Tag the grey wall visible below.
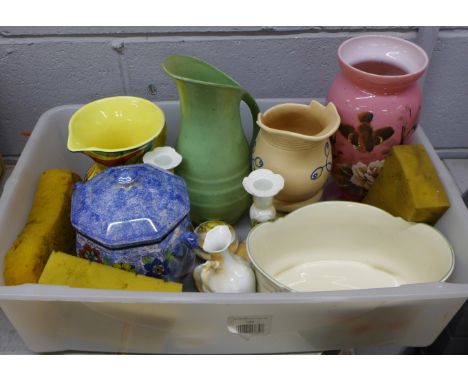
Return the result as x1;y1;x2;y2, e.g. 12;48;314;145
0;26;467;157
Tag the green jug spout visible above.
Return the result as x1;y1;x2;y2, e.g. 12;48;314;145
162;55;259;147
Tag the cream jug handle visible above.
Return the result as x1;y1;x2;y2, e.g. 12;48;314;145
241;91;260;152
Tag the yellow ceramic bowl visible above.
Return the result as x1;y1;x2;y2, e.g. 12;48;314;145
247;201;454;292
68;96;166;170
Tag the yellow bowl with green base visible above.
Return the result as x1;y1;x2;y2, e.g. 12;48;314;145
68;96;166;179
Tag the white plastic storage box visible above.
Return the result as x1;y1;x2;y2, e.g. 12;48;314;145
1;98;468;354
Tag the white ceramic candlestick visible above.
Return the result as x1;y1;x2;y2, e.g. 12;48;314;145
143;146;182;172
242;169;284;226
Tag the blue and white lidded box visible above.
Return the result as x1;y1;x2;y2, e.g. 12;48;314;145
71;164;198;282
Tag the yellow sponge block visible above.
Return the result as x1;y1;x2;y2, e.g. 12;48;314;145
39;251;183;292
3;168;81;285
363;144;450;225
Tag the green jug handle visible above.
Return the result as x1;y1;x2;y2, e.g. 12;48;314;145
241;91;260;152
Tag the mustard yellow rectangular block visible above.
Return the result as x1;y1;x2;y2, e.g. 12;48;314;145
39;251;183;292
3;169;81;285
363;144;450;225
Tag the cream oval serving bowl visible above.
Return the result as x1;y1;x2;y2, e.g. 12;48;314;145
246;201;454;292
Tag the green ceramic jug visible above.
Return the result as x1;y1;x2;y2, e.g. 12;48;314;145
162;55;260;224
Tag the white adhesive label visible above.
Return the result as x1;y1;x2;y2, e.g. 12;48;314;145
227;315;272;339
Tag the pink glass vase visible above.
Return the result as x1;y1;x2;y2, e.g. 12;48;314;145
327;35;429;200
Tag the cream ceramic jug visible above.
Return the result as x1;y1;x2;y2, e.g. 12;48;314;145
253;101;340;212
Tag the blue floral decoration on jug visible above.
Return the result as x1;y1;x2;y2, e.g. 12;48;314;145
310;142;332;181
252;156;264;169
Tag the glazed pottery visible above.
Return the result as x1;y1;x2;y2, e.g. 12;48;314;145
143;146;182;172
193;220;239;261
71;164;198;282
68;96;166;180
193;225;256;293
327;35;429;199
162;55;260;224
242;169;284;226
253;100;340;212
247;201;454;293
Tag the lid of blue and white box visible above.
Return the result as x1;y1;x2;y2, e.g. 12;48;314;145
71;164;190;248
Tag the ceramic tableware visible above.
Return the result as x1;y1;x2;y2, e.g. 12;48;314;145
162;55;260;224
193;225;256;293
243;169;284;226
253;100;340;212
71;164;198;282
327;35;429;199
143;146;182;172
247;201;454;292
193;220;239;261
68;96;166;180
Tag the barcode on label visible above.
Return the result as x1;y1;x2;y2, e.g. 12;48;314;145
236;323;265;334
227;315;272;338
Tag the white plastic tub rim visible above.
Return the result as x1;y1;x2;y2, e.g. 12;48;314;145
1;282;468;304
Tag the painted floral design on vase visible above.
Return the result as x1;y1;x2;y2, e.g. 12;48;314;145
349;160;385;191
327;35;429;200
